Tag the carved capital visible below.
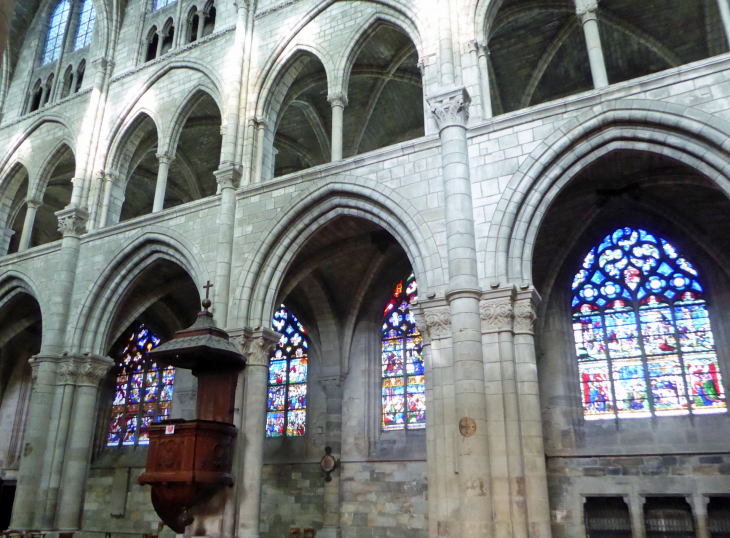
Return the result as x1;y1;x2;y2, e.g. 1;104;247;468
514;300;537;334
575;0;599;19
327;92;348;108
56;206;88;237
466;40;478;54
254;116;267;130
479;298;514;332
156;152;174;165
92;57;113;73
477;41;489;57
214;164;242;189
57;355;114;386
25;198;42;210
242;326;280;367
418;306;452;340
320;376;344;400
427;87;471;131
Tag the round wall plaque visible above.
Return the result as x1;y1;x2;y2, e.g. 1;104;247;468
459;417;476;437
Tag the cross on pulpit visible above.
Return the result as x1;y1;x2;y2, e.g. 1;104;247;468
202;281;213;309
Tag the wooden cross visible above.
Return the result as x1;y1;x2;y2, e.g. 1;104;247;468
203;281;213;299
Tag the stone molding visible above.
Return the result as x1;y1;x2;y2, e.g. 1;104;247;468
414;305;452;341
241;326;280;367
29;354;61;382
327;92;348;108
156;152;174;164
427;86;471;131
320;376;344;400
25;198;43;210
479;297;514;332
56;206;88;237
575;0;599;20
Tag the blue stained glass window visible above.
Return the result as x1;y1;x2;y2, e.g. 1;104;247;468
107;324;174;447
153;0;176;11
73;0;96;50
382;273;425;430
42;0;70;65
267;305;308;437
572;227;726;420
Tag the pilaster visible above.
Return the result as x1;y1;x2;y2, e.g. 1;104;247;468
212;164;241;327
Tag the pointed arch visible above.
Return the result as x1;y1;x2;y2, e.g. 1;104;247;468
166;85;222;157
336;13;422;96
231;175;444;328
486;100;730;286
69;228;211;355
31;140;75;199
108;109;161;177
0;270;47;332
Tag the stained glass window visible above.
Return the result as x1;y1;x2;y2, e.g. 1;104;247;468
107;325;174;447
382;273;425;430
266;305;308;437
152;0;176;11
73;0;96;50
42;0;70;65
572;227;727;420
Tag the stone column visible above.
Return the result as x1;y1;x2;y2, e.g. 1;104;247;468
514;289;551;538
717;0;730;49
252;118;266;183
56;355;114;530
427;87;491;538
479;288;527;538
575;0;608;88
692;494;711;538
36;362;78;528
212;166;240;327
10;356;60;529
476;42;492;119
40;84;49;107
319;376;344;538
328;93;347;162
97;170;116;228
0;226;14;255
628;495;646;538
152;152;173;212
196;11;206;41
220;1;249;167
156;31;164;59
238;327;280;538
18;199;41;252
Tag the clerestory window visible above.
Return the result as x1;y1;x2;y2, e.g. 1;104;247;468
572;227;727;420
381;273;426;430
73;0;96;50
266;305;308;437
106;324;175;447
42;0;70;65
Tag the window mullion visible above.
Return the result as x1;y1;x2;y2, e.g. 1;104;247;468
670;303;693;417
634;301;656;418
598;311;619;421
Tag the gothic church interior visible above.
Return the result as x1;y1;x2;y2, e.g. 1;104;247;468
0;0;730;537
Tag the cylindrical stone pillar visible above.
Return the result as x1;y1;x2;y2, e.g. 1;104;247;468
18;199;41;252
717;0;730;49
692;494;711;538
438;0;455;86
476;43;492;119
628;495;647;538
152;153;173;213
328;93;347;162
212;166;240;327
514;291;551;538
56;356;113;530
238;328;279;538
428;87;491;538
252;119;266;183
10;356;59;529
320;377;344;538
220;2;249;166
156;31;164;59
196;11;206;41
97;172;115;228
576;0;609;88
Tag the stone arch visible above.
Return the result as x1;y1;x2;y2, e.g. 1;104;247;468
0;270;47;332
486;100;730;285
232;175;444;328
107;109;161;178
70;228;211;355
100;61;223;168
335;11;423;95
250;0;428;117
166;85;222;158
0;115;77;176
31;139;75;199
473;0;506;42
258;44;335;120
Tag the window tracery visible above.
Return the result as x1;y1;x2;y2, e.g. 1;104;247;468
266;305;308;437
42;0;70;65
572;227;727;419
382;273;426;430
107;324;175;447
153;0;176;11
73;0;96;50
